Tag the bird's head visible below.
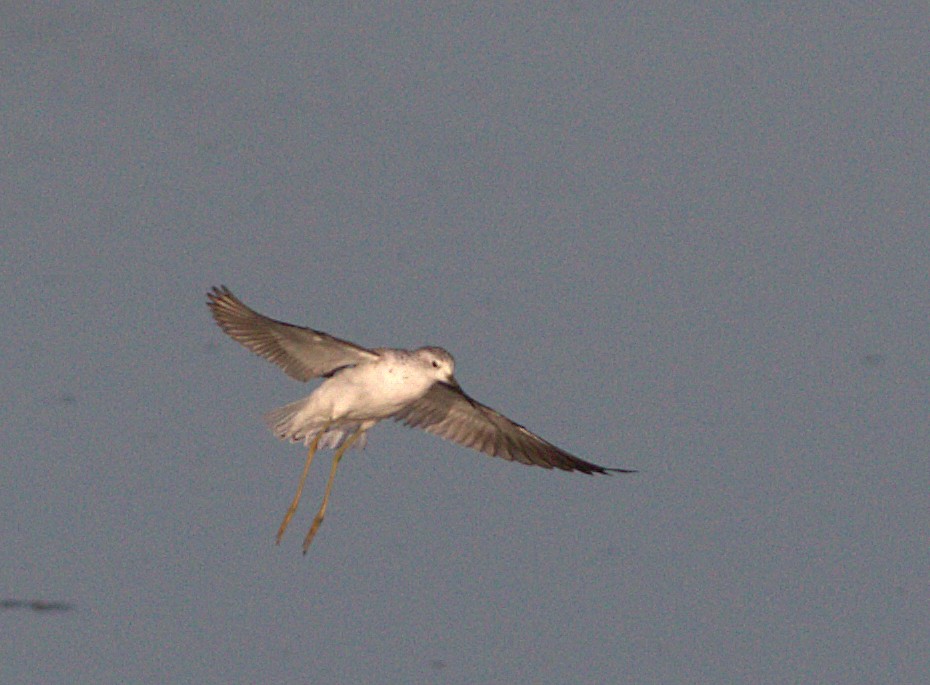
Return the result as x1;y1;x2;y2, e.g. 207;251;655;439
416;346;459;388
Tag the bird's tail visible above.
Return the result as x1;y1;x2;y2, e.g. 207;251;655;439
263;400;367;450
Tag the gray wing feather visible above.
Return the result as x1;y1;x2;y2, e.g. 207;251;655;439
393;383;634;475
207;286;379;381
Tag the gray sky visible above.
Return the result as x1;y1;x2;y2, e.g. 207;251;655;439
3;4;928;684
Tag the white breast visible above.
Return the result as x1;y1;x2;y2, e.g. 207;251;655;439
319;356;436;421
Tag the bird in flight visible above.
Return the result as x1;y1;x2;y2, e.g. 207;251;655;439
207;286;634;553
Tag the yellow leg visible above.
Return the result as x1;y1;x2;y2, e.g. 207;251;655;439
276;423;330;545
302;427;364;554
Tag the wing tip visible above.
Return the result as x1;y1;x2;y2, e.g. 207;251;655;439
207;284;232;300
206;285;239;316
603;467;637;475
571;462;637;475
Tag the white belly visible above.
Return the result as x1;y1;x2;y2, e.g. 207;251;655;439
314;360;435;421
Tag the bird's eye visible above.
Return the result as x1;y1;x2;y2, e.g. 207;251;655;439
432;360;440;368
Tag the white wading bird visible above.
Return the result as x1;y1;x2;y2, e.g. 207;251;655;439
207;286;634;553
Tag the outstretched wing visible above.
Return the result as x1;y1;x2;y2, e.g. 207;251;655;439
392;382;635;475
207;286;380;381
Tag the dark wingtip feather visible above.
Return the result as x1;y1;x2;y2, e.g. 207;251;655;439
207;284;233;302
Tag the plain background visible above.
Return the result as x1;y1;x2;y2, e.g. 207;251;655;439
3;4;928;684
